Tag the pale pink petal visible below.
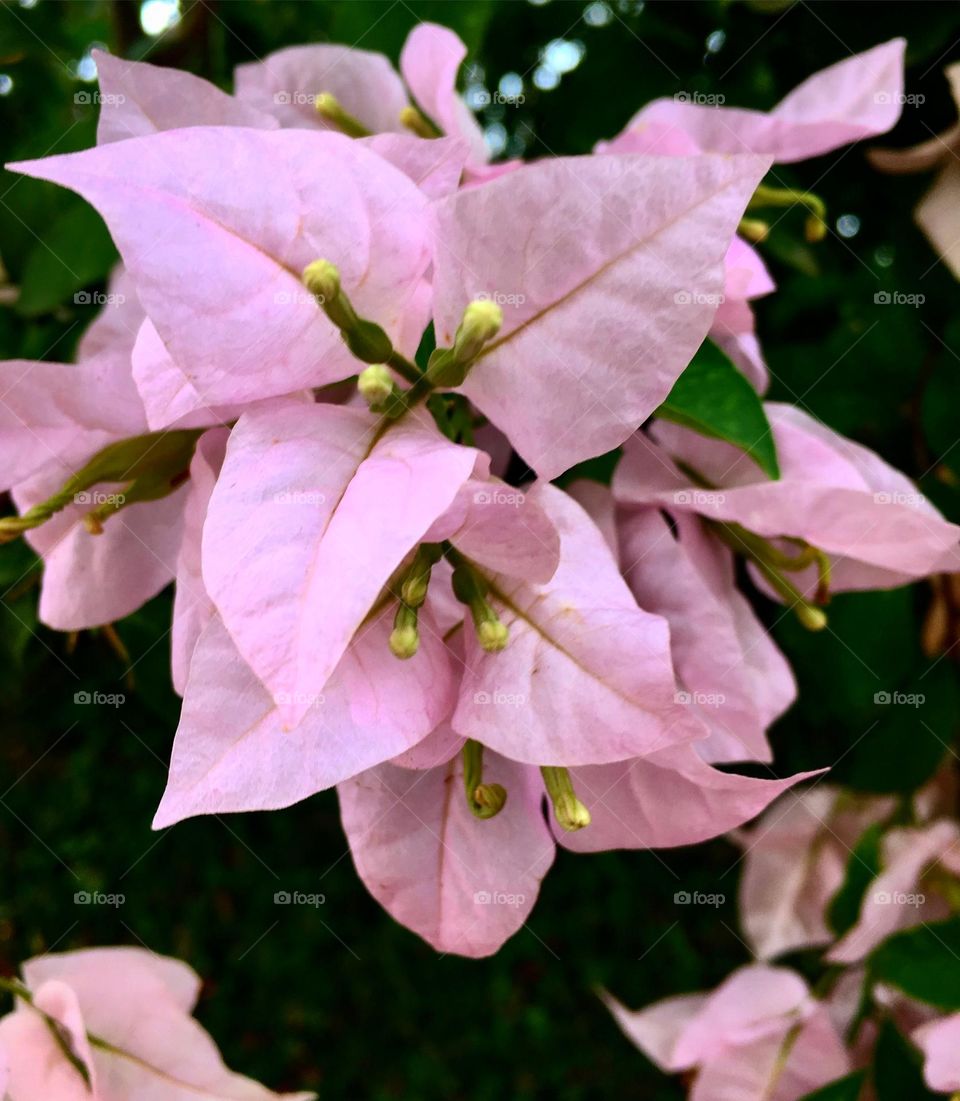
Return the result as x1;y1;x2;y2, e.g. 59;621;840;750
620;39;905;163
0;988;93;1101
23;946;313;1100
453;483;706;766
0;355;144;491
607;964;811;1073
234;43;409;133
619;507;793;763
399;23;488;165
431;152;770;478
563;478;619;557
914;1013;960;1092
154;604;455;827
202;401;476;726
692;1009;850;1101
361;133;469;198
11;128;431;409
338;753;554;957
558;746;823;853
916;160;960;280
93;49;278;144
603;990;709;1072
617;405;960;585
724;237;775;301
425;477;561;583
75;264;146;364
131;319;243;432
390;721;465;770
829;819;960;963
171;427;229;694
737;786;848;960
23;945;200;1013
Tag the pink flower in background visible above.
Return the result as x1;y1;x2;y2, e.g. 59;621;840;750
604;39;905;164
0;947;314;1100
914;1014;960;1093
615;403;960;601
604;964;851;1101
735;785;894;960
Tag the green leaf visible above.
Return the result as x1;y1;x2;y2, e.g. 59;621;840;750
827;822;884;937
873;1018;939;1101
798;1070;866;1101
16;198;117;317
869;917;960;1010
655;339;780;479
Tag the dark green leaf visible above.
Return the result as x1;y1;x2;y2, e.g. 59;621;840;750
873;1018;939;1101
870;918;960;1010
827;822;884;937
16;198;117;317
655;339;780;479
798;1070;866;1101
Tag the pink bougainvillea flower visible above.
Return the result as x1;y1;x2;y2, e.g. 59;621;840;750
605;964;851;1101
0;946;313;1100
338;747;818;957
0;291;194;631
431;151;772;478
92;48;279;143
870;63;960;279
153;601;457;828
570;479;795;764
94;49;469;203
615;403;960;599
10;127;433;414
913;1014;960;1093
153;437;562;826
735;785;894;960
233;22;488;167
449;483;708;765
200;399;481;727
604;39;905;164
829;818;960;964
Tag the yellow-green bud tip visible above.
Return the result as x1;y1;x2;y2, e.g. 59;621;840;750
463;299;503;342
302;259;340;303
389;623;420;659
472;783;508;818
738;217;770;244
357;364;394;407
477;619;509;652
555;794;591;832
796;604;828;632
805;215;827;244
314;93;340;117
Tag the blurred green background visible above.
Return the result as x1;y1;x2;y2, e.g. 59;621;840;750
1;1;960;1097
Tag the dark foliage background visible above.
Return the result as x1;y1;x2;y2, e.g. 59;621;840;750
1;1;959;1097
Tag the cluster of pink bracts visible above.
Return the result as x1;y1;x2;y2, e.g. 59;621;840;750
2;23;960;1096
608;782;960;1098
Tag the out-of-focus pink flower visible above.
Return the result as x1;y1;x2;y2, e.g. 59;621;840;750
0;946;314;1100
